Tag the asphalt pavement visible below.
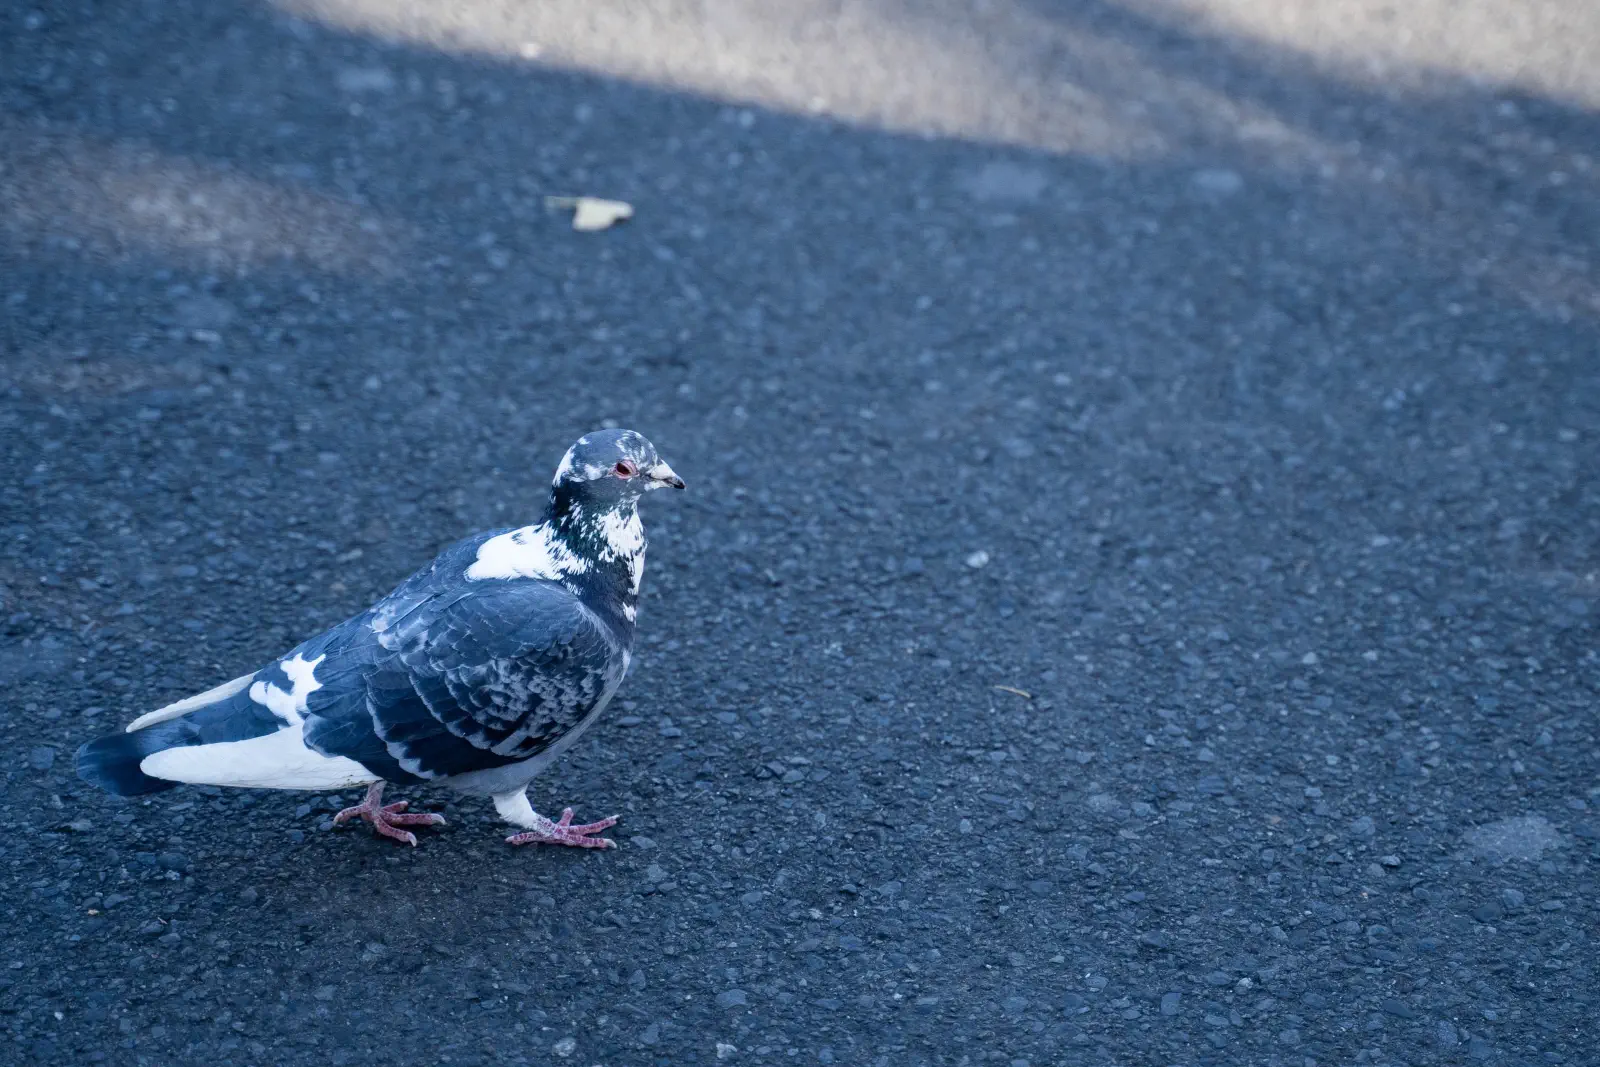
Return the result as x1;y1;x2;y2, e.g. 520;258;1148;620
2;1;1598;1064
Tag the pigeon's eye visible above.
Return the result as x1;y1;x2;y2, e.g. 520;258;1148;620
614;460;638;478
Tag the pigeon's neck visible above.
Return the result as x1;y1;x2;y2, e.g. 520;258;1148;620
547;493;646;623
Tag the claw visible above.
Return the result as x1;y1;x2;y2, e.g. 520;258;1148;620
333;783;446;846
506;806;619;848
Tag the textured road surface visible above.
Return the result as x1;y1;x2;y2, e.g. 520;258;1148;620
3;1;1598;1065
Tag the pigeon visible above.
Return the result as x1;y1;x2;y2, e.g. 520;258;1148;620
76;429;684;848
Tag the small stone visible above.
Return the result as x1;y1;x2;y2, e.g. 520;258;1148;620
173;294;235;331
715;989;748;1008
646;864;667;882
964;550;991;569
1381;998;1415;1019
1160;992;1181;1016
1500;887;1525;909
1002;995;1029;1014
551;1036;577;1057
1437;1021;1459;1047
639;1022;660;1045
962;162;1050;203
1278;1029;1301;1046
337;67;395;93
29;746;57;770
1350;816;1376;837
1191;168;1243;195
1380;854;1401;867
1461;815;1566;863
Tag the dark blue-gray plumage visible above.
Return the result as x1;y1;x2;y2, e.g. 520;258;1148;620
76;429;684;847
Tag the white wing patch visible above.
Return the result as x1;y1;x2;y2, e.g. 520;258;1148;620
467;524;591;581
140;720;377;790
140;652;374;789
248;653;325;726
126;672;256;732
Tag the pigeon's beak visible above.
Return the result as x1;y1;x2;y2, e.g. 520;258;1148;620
647;462;686;490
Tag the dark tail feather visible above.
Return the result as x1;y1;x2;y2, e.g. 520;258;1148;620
76;724;188;796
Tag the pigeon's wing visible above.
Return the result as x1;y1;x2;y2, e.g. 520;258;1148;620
303;580;625;782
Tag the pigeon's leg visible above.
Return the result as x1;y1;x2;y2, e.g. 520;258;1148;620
493;788;617;849
332;782;447;847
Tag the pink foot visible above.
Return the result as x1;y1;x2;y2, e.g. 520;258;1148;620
333;783;446;847
506;806;618;849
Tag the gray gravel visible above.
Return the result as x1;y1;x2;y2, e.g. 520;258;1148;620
3;1;1598;1065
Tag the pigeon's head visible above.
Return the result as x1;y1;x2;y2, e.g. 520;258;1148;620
551;429;684;509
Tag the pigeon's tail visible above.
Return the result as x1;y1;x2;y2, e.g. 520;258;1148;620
76;725;187;796
76;659;383;795
75;671;282;797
